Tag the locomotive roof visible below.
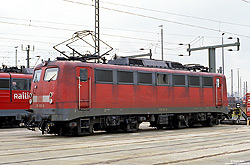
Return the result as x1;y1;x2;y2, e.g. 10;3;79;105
0;66;34;74
0;72;33;78
36;60;225;77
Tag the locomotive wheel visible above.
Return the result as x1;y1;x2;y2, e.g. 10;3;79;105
105;126;119;133
125;123;139;132
188;120;195;128
156;125;164;129
204;117;214;127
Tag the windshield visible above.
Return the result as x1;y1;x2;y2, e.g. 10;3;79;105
33;69;42;83
44;68;59;81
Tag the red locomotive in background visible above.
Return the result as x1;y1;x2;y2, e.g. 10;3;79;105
0;67;33;127
27;57;228;136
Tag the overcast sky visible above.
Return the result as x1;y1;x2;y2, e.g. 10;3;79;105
1;0;250;95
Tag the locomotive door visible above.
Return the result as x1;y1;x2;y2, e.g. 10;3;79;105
76;67;91;109
215;77;223;107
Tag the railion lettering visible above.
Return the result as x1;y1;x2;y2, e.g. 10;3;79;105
13;92;30;100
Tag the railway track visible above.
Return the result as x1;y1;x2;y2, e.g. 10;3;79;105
1;124;250;164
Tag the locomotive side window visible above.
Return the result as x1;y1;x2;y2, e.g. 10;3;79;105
0;79;10;89
33;69;42;82
80;69;88;82
203;77;213;87
216;78;220;87
12;79;28;90
44;68;59;82
157;73;169;85
95;69;113;83
117;71;133;84
173;75;186;86
189;76;200;87
138;72;152;85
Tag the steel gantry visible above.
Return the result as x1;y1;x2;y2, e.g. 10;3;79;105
187;38;240;73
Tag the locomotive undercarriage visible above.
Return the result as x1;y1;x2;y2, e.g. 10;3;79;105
28;112;223;136
0;116;21;128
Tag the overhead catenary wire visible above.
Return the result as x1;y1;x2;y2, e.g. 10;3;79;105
242;0;250;3
164;36;204;51
0;16;219;39
100;1;250;29
0;30;215;52
3;2;249;35
0;20;184;45
0;26;204;57
63;0;250;39
0;16;157;35
0;2;248;45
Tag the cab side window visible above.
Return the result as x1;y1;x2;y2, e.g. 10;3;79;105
12;79;28;90
0;79;10;89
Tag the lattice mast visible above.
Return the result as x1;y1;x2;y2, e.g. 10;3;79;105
94;0;100;62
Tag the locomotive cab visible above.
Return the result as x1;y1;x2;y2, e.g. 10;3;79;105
29;63;64;127
30;67;58;109
30;64;93;110
29;61;93;134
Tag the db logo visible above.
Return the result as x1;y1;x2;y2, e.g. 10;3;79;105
37;96;43;102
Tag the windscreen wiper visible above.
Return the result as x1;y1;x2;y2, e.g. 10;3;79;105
48;74;56;82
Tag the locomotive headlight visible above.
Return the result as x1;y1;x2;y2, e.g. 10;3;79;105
49;99;53;104
49;92;53;97
29;99;33;105
29;93;33;98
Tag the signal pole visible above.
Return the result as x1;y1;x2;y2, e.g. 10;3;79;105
247;81;248;93
237;68;240;98
22;45;34;68
231;69;233;97
222;33;225;74
14;46;18;67
159;25;163;60
94;0;100;61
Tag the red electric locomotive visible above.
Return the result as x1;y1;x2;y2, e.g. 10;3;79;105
0;67;33;127
28;57;228;135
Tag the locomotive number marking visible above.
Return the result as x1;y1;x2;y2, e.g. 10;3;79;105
36;104;45;108
159;108;168;112
33;95;50;103
104;109;111;112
